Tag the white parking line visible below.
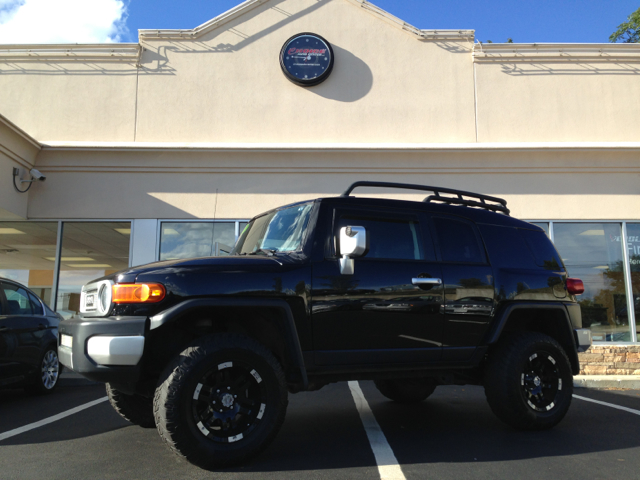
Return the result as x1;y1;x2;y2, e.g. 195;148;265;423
0;396;108;442
348;381;406;480
573;394;640;416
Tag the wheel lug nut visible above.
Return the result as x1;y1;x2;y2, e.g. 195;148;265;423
217;389;220;393
227;387;230;390
234;395;237;398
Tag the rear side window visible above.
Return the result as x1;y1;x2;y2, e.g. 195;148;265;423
2;283;33;315
337;214;425;260
433;217;486;264
478;224;536;268
28;292;44;315
519;228;564;271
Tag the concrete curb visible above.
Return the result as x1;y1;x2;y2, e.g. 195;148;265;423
574;375;640;389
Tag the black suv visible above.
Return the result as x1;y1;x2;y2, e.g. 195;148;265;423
58;182;591;469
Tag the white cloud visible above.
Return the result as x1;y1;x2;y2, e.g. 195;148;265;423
0;0;128;44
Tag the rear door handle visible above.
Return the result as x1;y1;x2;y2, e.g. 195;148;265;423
412;278;442;286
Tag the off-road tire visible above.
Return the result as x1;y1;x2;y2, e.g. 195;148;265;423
154;334;288;469
106;383;155;428
484;332;573;430
374;378;437;403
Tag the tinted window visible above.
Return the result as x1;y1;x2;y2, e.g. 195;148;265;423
28;292;44;315
337;215;425;260
2;284;33;315
479;224;536;268
519;228;564;271
433;218;486;263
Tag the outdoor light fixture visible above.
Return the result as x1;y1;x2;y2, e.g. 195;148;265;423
12;167;46;193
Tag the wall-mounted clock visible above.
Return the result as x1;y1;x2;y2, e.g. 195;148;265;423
280;33;334;87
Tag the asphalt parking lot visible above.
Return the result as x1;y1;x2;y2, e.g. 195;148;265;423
1;373;639;480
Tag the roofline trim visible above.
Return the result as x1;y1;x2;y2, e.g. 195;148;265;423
40;141;640;153
473;42;640;62
0;44;141;61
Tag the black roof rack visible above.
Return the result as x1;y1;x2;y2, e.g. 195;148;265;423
340;181;510;215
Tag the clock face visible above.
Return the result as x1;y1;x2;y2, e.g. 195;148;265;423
279;33;334;87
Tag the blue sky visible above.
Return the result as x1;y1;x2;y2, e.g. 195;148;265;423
124;0;639;44
0;0;638;44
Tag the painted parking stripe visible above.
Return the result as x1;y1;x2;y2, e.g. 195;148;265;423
348;381;406;480
573;394;640;416
0;396;108;442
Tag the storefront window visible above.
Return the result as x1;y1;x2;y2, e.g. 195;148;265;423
554;223;631;342
56;222;131;320
0;222;59;307
624;223;640;341
160;222;236;261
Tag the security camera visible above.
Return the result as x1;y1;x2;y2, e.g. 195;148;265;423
29;168;46;182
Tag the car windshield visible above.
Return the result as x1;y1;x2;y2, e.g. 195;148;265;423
233;203;314;255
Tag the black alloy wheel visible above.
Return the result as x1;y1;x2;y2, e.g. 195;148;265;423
484;332;573;430
521;351;563;412
192;360;268;444
154;334;288;469
25;347;60;395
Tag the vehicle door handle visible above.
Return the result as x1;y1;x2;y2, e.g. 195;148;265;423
0;326;8;332
38;324;46;330
412;278;442;287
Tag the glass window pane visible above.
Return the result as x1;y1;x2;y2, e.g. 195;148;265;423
624;224;640;342
2;284;32;315
57;222;131;320
160;223;213;261
28;291;44;315
0;221;58;307
212;223;236;256
433;218;485;264
336;214;424;260
554;223;630;342
529;222;549;236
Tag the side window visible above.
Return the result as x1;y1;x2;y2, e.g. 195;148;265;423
28;292;44;315
433;217;486;264
336;214;425;261
519;228;564;271
2;284;33;315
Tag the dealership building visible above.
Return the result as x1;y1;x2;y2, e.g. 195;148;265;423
1;0;639;365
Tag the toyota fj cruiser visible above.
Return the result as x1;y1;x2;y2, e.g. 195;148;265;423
58;181;591;469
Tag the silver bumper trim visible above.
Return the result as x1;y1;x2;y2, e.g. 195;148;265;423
87;336;145;366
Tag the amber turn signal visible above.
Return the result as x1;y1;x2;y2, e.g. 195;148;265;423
566;278;584;295
112;283;166;303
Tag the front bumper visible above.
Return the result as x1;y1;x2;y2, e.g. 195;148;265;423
58;316;147;384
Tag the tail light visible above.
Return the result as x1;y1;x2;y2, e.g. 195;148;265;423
566;278;584;295
112;283;166;303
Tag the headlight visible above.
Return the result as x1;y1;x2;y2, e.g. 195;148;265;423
112;283;166;304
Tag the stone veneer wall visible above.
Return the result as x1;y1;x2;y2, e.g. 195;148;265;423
578;346;640;375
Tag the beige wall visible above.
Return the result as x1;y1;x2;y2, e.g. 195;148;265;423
29;146;640;220
475;48;640;142
135;0;476;143
0;61;138;142
0;115;40;219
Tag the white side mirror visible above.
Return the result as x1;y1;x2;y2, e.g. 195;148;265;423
338;226;367;275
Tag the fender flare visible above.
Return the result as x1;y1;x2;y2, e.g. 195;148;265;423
486;302;580;375
149;298;308;389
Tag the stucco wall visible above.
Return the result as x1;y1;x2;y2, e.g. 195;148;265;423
28;146;640;220
0;115;40;219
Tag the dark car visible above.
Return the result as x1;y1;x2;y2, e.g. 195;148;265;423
0;278;62;394
59;181;591;469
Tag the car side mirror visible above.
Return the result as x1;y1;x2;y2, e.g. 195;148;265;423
338;226;367;275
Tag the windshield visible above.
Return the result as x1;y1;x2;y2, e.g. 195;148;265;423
233;203;314;255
